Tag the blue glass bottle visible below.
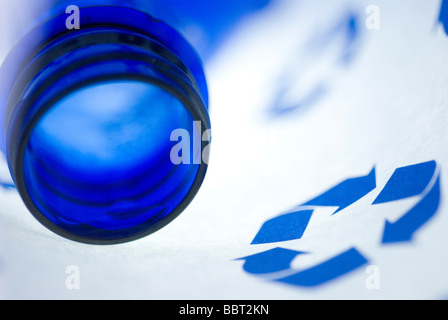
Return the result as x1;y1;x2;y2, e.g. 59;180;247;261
0;1;224;244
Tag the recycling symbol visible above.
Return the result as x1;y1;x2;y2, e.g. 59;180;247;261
237;160;441;287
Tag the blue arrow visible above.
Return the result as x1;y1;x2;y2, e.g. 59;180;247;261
237;247;369;287
0;182;15;190
302;167;376;214
382;174;441;244
251;210;313;245
236;247;304;275
275;247;369;287
373;161;436;204
439;0;448;36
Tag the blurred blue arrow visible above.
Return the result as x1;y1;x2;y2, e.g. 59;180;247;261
382;174;441;244
0;181;15;190
438;0;448;36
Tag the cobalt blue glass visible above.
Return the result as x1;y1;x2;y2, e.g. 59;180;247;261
0;4;211;244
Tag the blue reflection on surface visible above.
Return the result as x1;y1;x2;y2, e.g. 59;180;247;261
140;0;273;59
269;10;363;118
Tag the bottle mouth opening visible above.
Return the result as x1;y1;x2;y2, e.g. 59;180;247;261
2;6;210;244
22;80;202;241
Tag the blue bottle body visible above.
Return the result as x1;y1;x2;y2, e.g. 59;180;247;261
0;1;225;244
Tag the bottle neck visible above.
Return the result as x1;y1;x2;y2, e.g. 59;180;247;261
0;6;210;244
